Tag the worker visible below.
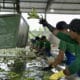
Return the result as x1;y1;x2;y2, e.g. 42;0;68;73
49;19;80;80
41;36;51;57
39;18;76;44
41;21;76;71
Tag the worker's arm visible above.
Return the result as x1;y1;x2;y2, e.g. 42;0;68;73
39;18;59;35
48;40;66;67
51;50;64;67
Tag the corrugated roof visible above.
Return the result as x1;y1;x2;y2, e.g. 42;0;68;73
0;0;80;14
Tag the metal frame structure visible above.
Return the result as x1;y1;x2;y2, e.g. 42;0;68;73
0;0;80;14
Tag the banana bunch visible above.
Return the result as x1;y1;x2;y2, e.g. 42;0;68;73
8;72;20;80
27;8;39;19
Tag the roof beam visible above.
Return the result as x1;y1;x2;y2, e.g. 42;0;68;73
53;2;80;4
3;0;5;8
45;0;53;13
16;0;20;13
21;7;45;9
52;8;80;11
20;1;46;3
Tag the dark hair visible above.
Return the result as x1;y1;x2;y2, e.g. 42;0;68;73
56;21;68;30
35;36;40;40
41;36;46;40
69;19;80;34
31;39;35;43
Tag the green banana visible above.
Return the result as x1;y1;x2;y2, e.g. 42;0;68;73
27;8;39;19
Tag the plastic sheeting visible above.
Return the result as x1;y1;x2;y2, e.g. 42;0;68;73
0;14;29;49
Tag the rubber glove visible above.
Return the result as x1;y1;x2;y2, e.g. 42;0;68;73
39;18;47;26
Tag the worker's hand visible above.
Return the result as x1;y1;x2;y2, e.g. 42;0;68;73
47;58;54;65
49;70;65;80
39;18;47;26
